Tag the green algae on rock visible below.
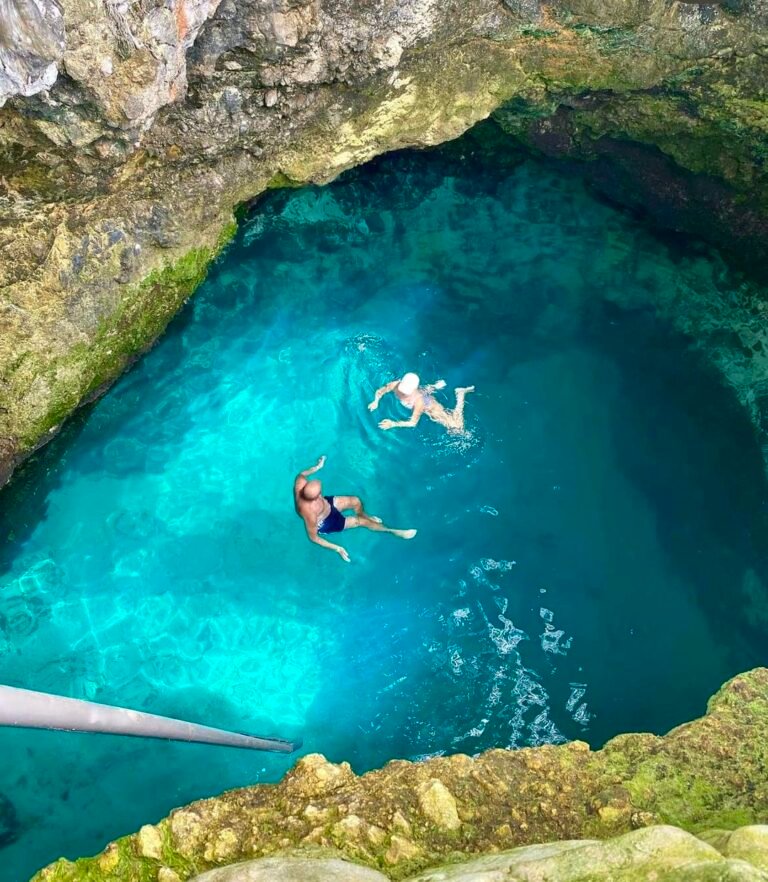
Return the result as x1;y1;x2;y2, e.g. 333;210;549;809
31;669;768;882
0;216;237;486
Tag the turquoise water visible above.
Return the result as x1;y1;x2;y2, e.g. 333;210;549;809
2;139;768;880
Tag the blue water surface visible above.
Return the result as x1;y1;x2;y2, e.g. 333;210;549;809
2;142;768;881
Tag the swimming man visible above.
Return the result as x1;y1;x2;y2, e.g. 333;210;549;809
368;373;475;433
293;455;416;562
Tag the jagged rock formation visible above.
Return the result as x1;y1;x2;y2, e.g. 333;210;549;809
32;669;768;881
1;0;767;485
0;0;64;106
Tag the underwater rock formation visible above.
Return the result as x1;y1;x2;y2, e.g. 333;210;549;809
32;669;768;881
0;792;20;849
1;0;768;484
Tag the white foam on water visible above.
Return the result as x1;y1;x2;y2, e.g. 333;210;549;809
529;709;567;746
481;558;517;572
539;607;573;656
411;749;447;763
566;683;587;713
573;703;592;726
541;626;572;656
449;646;465;675
488;615;528;656
379;675;408;694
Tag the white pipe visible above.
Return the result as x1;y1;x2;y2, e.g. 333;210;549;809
0;685;301;753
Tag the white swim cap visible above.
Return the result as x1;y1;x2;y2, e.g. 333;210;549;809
398;372;420;395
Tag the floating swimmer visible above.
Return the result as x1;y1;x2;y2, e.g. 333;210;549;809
368;373;475;433
293;455;416;563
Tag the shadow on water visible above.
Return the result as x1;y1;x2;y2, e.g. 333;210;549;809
591;300;768;663
0;408;95;579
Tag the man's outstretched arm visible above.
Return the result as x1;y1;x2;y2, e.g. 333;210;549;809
300;455;326;477
304;520;350;562
368;380;399;411
294;455;326;500
379;399;425;430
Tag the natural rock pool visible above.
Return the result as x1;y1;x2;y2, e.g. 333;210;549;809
3;141;768;881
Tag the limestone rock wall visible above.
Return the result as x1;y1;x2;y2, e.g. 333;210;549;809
1;0;767;485
31;669;768;881
0;0;64;107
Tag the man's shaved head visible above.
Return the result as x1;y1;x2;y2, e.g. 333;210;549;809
302;479;322;500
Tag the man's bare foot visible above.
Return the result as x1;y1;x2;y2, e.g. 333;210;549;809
456;385;475;394
395;528;417;539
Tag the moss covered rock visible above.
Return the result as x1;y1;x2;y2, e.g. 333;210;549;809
31;669;768;882
725;827;768;872
185;830;768;881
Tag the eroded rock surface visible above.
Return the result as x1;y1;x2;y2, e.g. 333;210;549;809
32;669;768;881
188;827;768;881
193;856;389;881
1;0;767;485
0;0;64;106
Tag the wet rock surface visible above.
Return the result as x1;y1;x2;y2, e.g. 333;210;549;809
32;669;768;881
1;0;767;484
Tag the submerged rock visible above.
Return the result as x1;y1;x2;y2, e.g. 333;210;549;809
31;669;768;881
0;792;20;849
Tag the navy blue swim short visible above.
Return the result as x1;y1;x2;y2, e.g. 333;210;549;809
318;496;346;534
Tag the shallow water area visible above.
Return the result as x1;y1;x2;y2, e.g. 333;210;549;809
2;142;768;880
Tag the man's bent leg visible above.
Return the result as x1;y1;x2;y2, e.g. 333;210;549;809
334;495;382;522
345;515;416;539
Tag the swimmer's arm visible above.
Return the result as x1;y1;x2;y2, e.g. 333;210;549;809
368;380;398;411
299;455;326;478
305;521;350;562
379;399;425;430
294;456;326;502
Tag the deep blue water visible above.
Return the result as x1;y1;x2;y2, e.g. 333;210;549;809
2;142;768;881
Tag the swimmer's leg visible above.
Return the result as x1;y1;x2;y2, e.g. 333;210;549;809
447;385;475;431
334;494;382;522
345;514;417;540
